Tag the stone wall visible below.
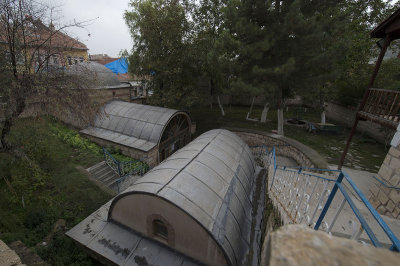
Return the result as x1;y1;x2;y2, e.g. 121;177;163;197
83;134;159;168
0;240;23;266
20;86;132;129
212;95;302;107
262;224;400;266
229;128;328;169
326;102;392;144
369;125;400;220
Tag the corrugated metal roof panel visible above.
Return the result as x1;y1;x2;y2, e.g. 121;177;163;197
66;199;199;265
109;129;258;265
80;100;188;152
71;129;257;265
80;127;157;152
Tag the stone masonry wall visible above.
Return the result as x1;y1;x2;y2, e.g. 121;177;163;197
83;134;159;168
262;224;400;266
230;128;328;169
20;87;132;129
369;130;400;219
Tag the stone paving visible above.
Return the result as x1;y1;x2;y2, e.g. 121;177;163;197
0;240;24;266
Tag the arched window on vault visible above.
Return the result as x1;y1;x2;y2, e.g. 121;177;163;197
147;214;175;247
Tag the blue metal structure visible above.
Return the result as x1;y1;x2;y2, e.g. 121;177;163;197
250;145;400;252
102;148;149;192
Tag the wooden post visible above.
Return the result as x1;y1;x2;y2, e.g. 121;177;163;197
338;35;391;170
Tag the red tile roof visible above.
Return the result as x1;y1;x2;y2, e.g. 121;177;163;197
0;18;88;50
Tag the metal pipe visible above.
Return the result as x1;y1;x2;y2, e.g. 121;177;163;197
328;198;346;233
315;172;344;230
310;181;329;225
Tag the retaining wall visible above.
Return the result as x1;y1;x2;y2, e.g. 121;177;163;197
228;128;328;169
20;86;132;128
369;126;400;220
326;102;392;144
83;134;159;168
262;224;400;266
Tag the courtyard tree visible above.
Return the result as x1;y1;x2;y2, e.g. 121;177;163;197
124;0;203;108
0;0;97;151
193;0;232;116
333;0;400;106
224;0;362;134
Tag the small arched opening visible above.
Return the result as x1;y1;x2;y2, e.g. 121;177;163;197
159;113;191;161
147;214;175;247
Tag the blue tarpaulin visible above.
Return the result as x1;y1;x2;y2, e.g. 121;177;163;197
104;58;128;75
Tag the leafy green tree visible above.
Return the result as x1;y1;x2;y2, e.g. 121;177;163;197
224;0;351;134
0;0;97;151
333;0;400;106
375;57;400;90
125;0;202;108
193;0;231;115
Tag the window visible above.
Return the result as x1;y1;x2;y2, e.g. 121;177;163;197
52;55;58;65
67;56;72;65
79;57;84;63
153;220;168;240
147;214;174;247
74;58;78;64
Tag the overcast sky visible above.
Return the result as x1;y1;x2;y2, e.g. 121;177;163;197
50;0;132;57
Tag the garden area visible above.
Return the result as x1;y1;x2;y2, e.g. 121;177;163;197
0;117;114;265
0;104;390;264
189;104;388;172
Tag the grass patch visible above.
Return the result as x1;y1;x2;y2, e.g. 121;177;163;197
189;105;387;172
0;117;111;265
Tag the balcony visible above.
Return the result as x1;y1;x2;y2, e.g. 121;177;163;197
358;88;400;129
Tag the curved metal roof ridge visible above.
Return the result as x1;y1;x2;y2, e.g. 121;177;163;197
81;100;189;152
108;129;257;265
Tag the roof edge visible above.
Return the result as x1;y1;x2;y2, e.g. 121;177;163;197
107;191;232;265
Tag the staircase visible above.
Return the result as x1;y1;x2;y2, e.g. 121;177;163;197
87;161;120;192
250;145;400;252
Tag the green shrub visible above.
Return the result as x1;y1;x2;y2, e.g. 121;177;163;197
9;159;50;205
49;123;101;155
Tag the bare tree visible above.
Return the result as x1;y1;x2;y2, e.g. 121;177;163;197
0;0;98;151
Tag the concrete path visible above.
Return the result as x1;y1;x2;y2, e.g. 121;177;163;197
329;164;377;198
276;156;298;167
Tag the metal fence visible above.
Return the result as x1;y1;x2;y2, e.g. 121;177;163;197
103;148;149;192
251;145;400;252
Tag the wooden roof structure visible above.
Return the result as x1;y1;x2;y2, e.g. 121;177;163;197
339;8;400;168
371;8;400;39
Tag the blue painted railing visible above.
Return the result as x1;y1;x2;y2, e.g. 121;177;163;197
102;148;149;192
250;145;400;252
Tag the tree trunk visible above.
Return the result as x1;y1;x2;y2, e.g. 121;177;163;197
209;79;213;109
217;95;225;116
261;102;269;123
247;96;255;119
277;108;284;136
1;91;26;151
1;117;13;151
321;110;326;124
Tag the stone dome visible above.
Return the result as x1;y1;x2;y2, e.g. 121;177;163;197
68;61;121;87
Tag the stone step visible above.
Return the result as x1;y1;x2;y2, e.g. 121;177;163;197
90;165;113;177
86;161;106;173
101;171;119;184
106;176;120;188
88;162;117;179
86;161;122;193
97;169;118;182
